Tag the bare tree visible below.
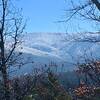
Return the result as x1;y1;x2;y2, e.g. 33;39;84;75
63;0;100;87
65;0;100;22
63;0;100;42
0;0;25;100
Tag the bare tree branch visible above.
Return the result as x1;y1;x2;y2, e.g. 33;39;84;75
91;0;100;11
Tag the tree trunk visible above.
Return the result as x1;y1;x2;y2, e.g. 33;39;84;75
2;66;10;100
0;31;10;100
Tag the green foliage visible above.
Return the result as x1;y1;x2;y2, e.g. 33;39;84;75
55;94;72;100
23;95;33;100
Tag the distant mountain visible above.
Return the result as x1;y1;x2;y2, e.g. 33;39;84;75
23;32;100;61
9;32;100;76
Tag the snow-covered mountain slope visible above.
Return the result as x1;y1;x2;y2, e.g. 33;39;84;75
22;33;71;60
22;32;100;61
9;32;100;76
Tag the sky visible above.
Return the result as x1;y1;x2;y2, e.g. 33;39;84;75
14;0;66;33
14;0;98;33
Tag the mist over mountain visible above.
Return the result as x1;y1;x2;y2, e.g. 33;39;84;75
10;32;100;76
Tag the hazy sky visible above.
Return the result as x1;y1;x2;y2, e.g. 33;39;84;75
14;0;98;33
